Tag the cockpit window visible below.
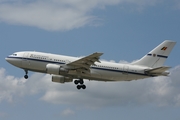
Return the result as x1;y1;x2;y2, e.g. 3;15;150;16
12;54;17;56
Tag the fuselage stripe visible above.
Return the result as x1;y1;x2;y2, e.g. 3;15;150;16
147;54;168;58
157;55;168;58
6;56;154;77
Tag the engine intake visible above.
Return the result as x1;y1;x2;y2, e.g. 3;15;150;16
46;64;68;75
52;75;72;83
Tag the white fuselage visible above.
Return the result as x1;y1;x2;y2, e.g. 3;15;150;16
6;51;153;82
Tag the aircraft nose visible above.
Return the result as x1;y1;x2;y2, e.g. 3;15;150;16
5;57;11;63
5;57;21;67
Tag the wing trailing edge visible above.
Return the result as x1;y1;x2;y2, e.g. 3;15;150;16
66;52;103;73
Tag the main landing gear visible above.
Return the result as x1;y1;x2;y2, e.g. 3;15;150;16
24;70;28;79
74;79;86;90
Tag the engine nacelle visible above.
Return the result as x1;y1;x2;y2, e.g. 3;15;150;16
52;75;72;83
46;64;68;75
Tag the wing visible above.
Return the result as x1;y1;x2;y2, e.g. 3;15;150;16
67;52;103;73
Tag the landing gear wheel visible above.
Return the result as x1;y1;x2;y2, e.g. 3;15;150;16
75;79;86;90
74;80;79;85
24;70;28;79
82;85;86;89
24;75;28;79
77;85;81;90
79;79;84;84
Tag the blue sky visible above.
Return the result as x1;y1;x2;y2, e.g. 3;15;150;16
0;0;180;120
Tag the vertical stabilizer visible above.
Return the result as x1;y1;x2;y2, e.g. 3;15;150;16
132;40;176;68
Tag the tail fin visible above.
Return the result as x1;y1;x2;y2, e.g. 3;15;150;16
132;40;176;68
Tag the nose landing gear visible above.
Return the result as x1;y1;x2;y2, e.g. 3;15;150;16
74;79;86;90
24;70;28;79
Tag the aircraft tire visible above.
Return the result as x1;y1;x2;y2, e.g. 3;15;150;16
82;85;86;89
77;85;81;90
74;80;79;85
24;75;28;79
79;79;84;84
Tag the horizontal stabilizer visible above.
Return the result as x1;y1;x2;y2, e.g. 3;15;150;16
145;66;171;76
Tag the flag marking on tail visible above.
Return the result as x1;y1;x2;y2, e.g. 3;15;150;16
161;47;167;51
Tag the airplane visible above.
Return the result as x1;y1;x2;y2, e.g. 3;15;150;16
5;40;176;90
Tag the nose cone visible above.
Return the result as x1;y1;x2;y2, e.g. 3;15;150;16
5;57;11;63
5;57;21;67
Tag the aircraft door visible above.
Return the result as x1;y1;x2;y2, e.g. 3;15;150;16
22;52;30;68
123;66;129;80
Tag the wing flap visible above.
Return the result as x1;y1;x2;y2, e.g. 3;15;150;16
67;52;103;73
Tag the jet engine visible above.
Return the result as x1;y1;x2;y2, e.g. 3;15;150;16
52;75;72;83
46;64;68;75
